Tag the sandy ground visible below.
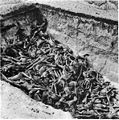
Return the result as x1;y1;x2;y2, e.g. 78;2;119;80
0;81;72;119
25;0;117;21
0;0;117;21
0;0;118;119
0;76;118;119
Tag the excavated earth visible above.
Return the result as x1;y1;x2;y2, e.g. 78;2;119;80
24;0;118;83
0;80;72;119
0;0;118;83
0;0;118;119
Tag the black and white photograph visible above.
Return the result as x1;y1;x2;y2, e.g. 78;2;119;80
0;0;119;119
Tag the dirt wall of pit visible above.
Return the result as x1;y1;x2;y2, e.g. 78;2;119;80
0;1;118;83
38;4;118;83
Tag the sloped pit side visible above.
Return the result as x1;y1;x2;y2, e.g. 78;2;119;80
1;80;72;119
39;4;118;82
1;4;46;43
0;3;72;118
1;3;119;119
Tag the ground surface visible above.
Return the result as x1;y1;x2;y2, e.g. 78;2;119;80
25;0;117;21
0;81;72;119
0;0;118;119
0;0;117;21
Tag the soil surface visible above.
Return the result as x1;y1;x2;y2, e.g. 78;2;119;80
0;0;118;119
25;0;117;21
0;81;72;119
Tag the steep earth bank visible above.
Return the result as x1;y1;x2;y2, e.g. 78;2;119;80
38;4;118;83
1;0;118;83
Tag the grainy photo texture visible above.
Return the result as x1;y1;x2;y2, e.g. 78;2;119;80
0;0;119;119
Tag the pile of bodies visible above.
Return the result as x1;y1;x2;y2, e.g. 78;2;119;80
1;17;119;119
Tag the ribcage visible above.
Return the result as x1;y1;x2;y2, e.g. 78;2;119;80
78;79;91;90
